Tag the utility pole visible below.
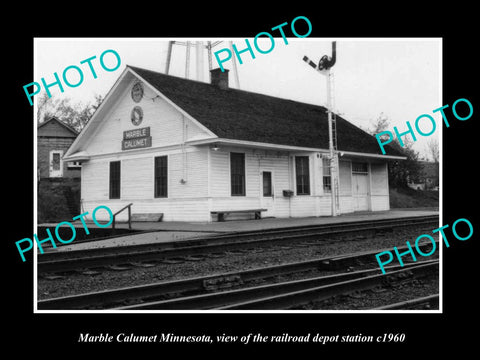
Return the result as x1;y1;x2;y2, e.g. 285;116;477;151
303;42;340;216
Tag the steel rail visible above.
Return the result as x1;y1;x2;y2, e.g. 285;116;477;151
215;261;439;310
40;214;439;249
373;294;439;310
38;242;438;310
115;260;438;310
38;216;439;274
38;215;439;259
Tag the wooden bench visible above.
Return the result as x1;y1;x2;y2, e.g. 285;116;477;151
211;209;267;222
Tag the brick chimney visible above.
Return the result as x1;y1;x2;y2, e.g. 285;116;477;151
210;68;229;90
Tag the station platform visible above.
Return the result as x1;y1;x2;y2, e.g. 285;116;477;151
42;208;439;252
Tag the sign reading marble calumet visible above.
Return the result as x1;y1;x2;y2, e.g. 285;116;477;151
122;126;152;150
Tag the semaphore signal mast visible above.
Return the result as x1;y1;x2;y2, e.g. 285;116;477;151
303;41;340;216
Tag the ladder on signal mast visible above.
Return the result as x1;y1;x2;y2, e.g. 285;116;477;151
328;71;338;151
327;71;340;213
334;177;340;209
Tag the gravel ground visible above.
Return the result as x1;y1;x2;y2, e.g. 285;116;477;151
300;274;439;310
37;225;439;300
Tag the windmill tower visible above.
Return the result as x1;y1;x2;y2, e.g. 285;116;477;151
303;42;340;216
164;40;241;88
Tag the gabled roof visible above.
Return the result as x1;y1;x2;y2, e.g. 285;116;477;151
128;65;402;157
38;117;78;137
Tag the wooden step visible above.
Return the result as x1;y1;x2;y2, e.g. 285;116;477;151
130;213;164;222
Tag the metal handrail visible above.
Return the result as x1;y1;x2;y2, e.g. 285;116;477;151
112;203;133;230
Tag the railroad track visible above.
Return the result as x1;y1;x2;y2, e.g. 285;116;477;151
38;244;438;310
38;215;438;274
214;261;438;311
373;294;439;310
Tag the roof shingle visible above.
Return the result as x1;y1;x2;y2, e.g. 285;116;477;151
129;65;401;156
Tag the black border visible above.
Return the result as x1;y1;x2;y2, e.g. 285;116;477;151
7;6;479;356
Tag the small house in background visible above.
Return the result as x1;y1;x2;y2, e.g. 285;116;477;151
37;117;81;179
37;117;81;222
408;161;439;191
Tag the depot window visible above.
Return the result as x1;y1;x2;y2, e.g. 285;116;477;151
352;162;368;174
231;152;246;196
322;158;331;192
154;156;168;198
295;156;310;195
109;161;121;199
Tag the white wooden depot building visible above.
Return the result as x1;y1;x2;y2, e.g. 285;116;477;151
63;66;405;222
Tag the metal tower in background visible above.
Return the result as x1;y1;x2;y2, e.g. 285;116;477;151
303;42;340;216
165;41;241;88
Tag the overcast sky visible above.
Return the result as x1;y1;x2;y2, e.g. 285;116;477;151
34;37;441;158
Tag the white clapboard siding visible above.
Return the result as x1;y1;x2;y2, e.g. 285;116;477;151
339;160;352;196
85;78;210;156
370;162;389;195
370;195;389;211
210;148;264;217
82;198;211;222
156;198;210;222
209;148;293;218
122;157;153;200
81;160;110;201
339;195;354;214
169;149;208;198
316;196;333;216
81;147;211;220
210;147;263;199
370;162;389;211
245;152;260;197
256;153;291;191
210;150;230;198
289;196;317;217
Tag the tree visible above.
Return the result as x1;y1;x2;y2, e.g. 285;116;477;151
370;112;390;136
386;138;422;188
37;93;104;132
369;114;422;188
426;138;439;163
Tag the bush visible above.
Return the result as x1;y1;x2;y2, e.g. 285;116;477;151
38;190;71;223
37;179;80;223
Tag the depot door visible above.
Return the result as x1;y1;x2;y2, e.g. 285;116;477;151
260;170;275;217
352;174;369;211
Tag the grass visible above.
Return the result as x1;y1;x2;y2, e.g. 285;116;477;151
389;186;439;209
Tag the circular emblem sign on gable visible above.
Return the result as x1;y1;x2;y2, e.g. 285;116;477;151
131;106;143;126
131;82;144;103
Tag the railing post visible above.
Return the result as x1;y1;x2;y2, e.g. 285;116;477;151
111;203;133;234
128;205;132;230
